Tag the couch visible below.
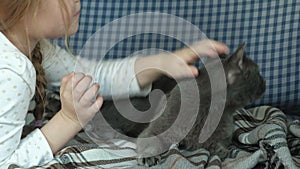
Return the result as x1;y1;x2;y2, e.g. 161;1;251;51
54;0;299;116
47;1;299;168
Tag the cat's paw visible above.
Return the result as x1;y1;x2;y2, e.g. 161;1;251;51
212;143;230;160
137;155;162;167
136;136;165;166
136;139;162;159
217;149;229;160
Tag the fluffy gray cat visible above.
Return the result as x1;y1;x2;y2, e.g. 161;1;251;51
100;43;266;166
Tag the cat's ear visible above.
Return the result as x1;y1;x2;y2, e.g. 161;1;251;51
229;42;246;69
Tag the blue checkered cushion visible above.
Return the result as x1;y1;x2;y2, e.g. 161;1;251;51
53;0;300;114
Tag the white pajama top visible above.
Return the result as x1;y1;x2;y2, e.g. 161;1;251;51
0;32;150;168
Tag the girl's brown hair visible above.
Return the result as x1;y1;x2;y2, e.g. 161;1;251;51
0;0;70;129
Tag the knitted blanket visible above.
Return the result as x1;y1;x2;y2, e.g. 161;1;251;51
10;106;300;169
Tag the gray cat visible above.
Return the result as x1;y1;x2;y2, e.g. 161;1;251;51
100;43;266;166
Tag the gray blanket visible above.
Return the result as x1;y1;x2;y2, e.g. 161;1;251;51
10;106;300;169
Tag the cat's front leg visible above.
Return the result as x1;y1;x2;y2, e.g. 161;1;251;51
210;142;230;160
137;154;162;167
136;130;166;166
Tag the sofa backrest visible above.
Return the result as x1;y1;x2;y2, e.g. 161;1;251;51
53;0;300;114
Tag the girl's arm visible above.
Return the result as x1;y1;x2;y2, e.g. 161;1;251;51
41;39;228;98
40;40;151;99
0;61;53;167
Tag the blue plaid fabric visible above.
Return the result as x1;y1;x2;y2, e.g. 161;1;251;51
52;0;300;114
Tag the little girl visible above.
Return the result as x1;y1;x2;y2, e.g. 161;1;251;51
0;0;228;168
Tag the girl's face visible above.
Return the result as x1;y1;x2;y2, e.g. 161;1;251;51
26;0;81;40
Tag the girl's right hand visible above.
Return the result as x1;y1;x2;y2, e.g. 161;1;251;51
59;72;103;127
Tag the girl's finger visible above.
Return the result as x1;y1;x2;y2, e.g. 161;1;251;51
209;40;229;54
80;83;100;106
189;40;229;59
189;66;199;77
88;94;103;114
71;73;85;88
60;72;74;92
73;75;93;100
173;47;198;63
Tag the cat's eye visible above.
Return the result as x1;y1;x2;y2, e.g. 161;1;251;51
219;54;227;59
244;71;250;79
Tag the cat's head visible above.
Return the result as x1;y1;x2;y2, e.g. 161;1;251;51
221;43;266;107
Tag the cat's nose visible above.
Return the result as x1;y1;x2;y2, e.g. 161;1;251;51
257;78;266;96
